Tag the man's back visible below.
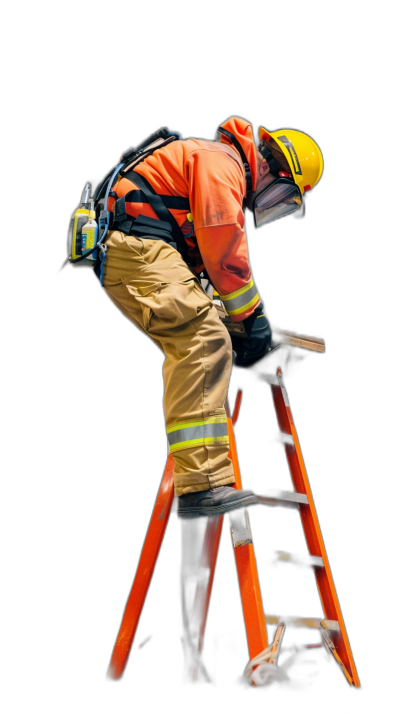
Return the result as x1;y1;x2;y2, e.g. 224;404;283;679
108;117;258;305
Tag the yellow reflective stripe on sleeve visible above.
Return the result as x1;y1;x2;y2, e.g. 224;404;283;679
219;278;259;316
226;293;260;316
220;278;255;302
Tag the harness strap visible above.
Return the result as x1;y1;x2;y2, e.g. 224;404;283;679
112;196;133;234
129;215;177;242
123;189;190;211
123;170;189;260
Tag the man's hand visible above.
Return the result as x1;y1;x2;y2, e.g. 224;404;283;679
231;304;272;367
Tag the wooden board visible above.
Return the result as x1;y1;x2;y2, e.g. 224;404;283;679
214;302;325;353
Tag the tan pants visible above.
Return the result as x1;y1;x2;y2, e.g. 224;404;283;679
102;231;235;496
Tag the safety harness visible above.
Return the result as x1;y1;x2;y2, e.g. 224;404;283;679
75;126;253;283
110;170;190;260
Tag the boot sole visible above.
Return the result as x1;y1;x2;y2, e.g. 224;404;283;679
178;494;259;519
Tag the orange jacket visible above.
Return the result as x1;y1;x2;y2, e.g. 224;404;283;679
108;117;260;321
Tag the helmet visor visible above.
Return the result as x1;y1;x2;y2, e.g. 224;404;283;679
254;179;302;227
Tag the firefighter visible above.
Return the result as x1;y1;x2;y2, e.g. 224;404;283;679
101;117;323;518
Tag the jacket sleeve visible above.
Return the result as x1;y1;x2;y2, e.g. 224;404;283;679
186;148;260;322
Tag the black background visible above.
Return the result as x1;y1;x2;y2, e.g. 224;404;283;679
32;58;373;704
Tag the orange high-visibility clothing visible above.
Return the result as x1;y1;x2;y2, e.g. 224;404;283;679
108;117;260;322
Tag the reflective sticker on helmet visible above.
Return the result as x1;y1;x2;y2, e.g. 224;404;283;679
277;135;302;176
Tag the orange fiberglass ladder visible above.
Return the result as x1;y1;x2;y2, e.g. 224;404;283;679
107;366;359;687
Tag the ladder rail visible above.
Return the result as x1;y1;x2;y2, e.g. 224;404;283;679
185;390;242;658
188;391;268;665
191;514;224;655
270;368;360;687
108;454;175;679
227;406;269;662
106;372;358;689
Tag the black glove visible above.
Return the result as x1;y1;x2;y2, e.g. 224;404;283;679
231;304;272;367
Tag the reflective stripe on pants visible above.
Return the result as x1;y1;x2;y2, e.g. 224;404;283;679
167;416;229;453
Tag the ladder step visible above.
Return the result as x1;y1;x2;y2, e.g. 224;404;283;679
181;630;200;639
180;565;211;582
257;490;309;508
274;550;324;568
265;614;340;631
274;431;294;444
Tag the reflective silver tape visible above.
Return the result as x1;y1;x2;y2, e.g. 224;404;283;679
277;135;302;176
167;421;228;448
220;280;259;315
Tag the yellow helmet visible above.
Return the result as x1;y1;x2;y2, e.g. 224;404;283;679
258;127;323;195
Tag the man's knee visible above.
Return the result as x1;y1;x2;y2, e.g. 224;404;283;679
201;311;232;375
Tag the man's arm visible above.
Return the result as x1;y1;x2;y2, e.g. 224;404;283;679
186;147;260;321
186;147;271;363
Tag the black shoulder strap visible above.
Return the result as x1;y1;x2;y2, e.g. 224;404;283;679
217;126;253;194
125;170;189;260
124;189;190;211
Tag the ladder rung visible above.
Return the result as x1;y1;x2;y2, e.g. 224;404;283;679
257;490;309;508
275;551;324;568
265;614;340;631
274;431;294;444
181;630;200;639
181;565;211;580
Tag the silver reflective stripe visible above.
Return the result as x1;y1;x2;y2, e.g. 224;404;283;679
168;421;228;448
277;135;302;176
167;418;230;454
220;279;259;316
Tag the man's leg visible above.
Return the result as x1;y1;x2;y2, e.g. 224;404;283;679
102;231;258;514
158;294;235;496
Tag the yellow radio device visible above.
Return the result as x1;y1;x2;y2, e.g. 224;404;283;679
68;183;98;265
67;127;182;284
